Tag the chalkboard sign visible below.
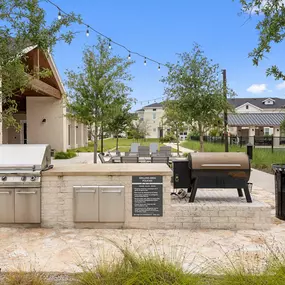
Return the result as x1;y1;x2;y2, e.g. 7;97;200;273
132;176;163;217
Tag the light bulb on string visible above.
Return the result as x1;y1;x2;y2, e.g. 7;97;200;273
58;10;62;20
128;53;131;60
158;64;161;71
109;39;112;49
144;57;147;66
86;26;90;37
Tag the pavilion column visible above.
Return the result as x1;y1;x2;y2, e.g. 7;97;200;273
248;126;255;145
273;127;280;147
83;125;88;146
70;120;77;149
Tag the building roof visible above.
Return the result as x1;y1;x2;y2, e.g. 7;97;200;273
228;97;285;109
228;113;285;127
144;102;163;108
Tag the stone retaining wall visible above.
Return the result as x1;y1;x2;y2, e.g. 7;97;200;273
41;174;271;230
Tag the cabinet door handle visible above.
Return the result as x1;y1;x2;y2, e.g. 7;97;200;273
102;190;122;193
0;192;10;194
75;190;96;193
16;192;37;194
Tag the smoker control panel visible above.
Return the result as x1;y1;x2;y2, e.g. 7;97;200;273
1;176;7;181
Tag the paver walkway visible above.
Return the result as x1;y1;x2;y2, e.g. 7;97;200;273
0;183;283;274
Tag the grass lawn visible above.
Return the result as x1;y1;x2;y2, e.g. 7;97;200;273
181;140;285;173
73;138;177;153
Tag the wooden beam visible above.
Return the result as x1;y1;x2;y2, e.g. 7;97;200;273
33;49;40;79
27;75;61;99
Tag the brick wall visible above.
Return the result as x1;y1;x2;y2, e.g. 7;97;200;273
41;175;271;230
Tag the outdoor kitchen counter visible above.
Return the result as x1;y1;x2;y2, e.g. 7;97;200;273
42;163;172;176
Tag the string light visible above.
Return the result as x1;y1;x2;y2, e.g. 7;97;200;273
45;0;166;70
158;65;161;71
128;53;131;60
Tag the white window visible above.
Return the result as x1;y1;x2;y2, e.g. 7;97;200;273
264;128;270;136
153;113;156;120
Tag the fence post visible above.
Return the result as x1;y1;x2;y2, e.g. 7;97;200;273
272;135;274;153
240;136;242;148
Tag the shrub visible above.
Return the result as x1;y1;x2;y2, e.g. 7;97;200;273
160;133;176;143
72;243;200;285
0;271;52;285
54;150;77;159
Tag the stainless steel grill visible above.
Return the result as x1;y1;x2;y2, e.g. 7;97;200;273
0;144;52;224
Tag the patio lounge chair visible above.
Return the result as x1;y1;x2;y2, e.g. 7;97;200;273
125;152;139;157
150;143;159;154
138;146;150;157
98;153;113;163
130;143;140;153
159;146;172;157
151;156;170;165
120;156;139;163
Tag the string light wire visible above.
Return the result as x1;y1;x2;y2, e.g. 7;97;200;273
45;0;166;69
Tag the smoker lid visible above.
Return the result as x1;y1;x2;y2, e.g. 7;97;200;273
0;144;51;172
189;152;250;170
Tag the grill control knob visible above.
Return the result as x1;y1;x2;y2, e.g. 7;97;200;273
21;176;26;181
1;176;7;181
30;176;36;181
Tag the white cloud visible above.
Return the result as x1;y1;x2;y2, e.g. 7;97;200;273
276;82;285;90
246;84;268;94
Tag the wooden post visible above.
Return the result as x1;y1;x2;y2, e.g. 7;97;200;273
222;69;229;152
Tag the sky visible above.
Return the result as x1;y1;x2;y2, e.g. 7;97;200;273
41;0;285;111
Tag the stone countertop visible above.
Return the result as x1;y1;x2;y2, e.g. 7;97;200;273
42;163;173;176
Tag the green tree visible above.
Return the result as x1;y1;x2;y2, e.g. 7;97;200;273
0;0;78;130
238;0;285;80
65;37;133;163
107;103;135;151
162;100;185;156
129;120;149;141
161;44;232;152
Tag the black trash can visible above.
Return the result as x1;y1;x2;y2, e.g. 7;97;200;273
272;164;285;220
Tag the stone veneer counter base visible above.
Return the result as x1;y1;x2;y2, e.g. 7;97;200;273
40;164;271;230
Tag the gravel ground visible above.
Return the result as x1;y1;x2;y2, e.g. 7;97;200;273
0;272;74;284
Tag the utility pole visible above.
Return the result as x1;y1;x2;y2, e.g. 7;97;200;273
222;69;229;152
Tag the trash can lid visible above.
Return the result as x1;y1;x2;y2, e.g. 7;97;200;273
272;164;285;173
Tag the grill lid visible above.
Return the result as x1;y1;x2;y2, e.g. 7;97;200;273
188;152;250;170
0;144;51;172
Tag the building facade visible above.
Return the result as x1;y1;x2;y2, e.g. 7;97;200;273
136;97;285;142
0;45;88;152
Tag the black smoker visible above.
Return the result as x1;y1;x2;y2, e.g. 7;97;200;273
173;152;252;203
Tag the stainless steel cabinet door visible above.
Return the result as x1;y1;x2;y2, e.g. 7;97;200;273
15;188;40;223
74;186;99;222
0;188;14;223
99;186;125;222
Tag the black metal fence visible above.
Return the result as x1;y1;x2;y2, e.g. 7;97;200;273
189;136;285;148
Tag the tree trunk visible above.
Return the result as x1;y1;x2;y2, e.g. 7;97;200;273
116;134;119;151
100;124;104;154
198;124;204;152
93;124;98;163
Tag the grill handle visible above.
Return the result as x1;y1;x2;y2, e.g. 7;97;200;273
0;164;37;171
0;191;10;194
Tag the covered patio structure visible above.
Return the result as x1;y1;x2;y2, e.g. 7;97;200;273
0;46;88;152
228;113;285;147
